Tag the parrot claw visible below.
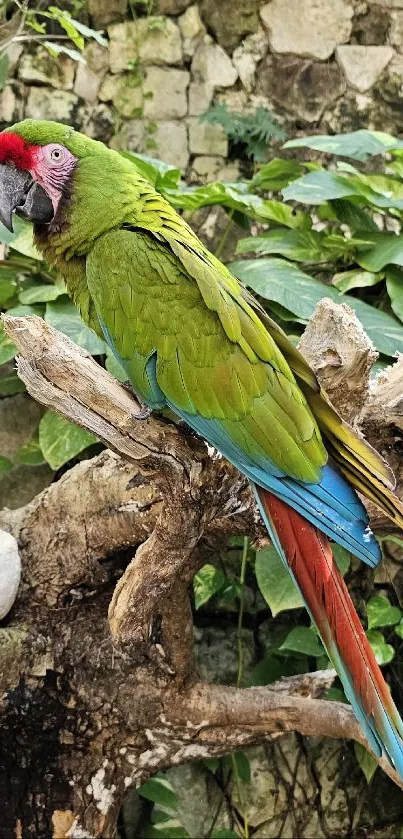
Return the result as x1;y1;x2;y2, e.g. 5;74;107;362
134;405;152;421
122;381;152;420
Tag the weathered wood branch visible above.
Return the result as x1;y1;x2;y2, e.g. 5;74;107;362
2;301;403;838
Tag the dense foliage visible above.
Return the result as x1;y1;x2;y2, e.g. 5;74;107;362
3;128;403;833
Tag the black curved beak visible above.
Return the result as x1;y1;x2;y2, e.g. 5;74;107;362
0;164;54;232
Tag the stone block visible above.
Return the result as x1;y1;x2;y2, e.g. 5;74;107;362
188;117;228;155
99;74;143;117
0;86;19;124
258;55;346;123
190;156;240;184
369;0;403;7
88;0;127;28
191;36;238;88
352;6;390;45
199;0;260;50
190;155;226;181
25;88;78;122
232;28;268;93
336;45;394;91
76;103;115;142
188;81;214;115
74;64;101;103
152;121;189;169
110;120;145;153
18;48;75;90
154;0;192;12
390;12;403;49
178;5;206;58
143;67;189;119
260;0;353;60
108;18;182;74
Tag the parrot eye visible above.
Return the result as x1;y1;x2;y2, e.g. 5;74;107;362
45;144;67;166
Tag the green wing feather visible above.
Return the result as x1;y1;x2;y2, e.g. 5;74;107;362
86;227;326;483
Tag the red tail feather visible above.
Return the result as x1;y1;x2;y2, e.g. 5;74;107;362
258;488;395;722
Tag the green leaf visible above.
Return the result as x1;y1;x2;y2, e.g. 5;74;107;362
0;53;9;92
193;564;226;609
212;832;239;839
386;266;403;323
229;257;403;357
121;151;181;189
232;751;251;784
237;229;352;263
0;277;16;306
357;233;403;273
0;373;25;395
332;544;351;576
282;170;355;204
250;158;305;192
255;546;303;616
43;41;85;63
10;228;43;261
14;437;45;466
6;303;45;318
250;656;285;686
19;282;65;304
394;618;403;640
332;269;381;294
0;455;13;475
0;322;16;365
105;348;127;382
354;742;378;784
45;298;106;354
284;130;403;161
47;7;85;49
366;594;402;630
39;411;97;470
165;181;309;229
138;776;178;812
279;626;324;658
331;199;379;233
366;630;395;665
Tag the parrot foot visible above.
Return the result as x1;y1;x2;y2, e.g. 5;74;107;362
134;405;152;421
122;381;152;420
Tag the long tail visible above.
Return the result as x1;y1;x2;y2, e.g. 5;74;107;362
254;483;403;778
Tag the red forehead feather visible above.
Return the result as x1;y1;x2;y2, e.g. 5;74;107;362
0;133;37;169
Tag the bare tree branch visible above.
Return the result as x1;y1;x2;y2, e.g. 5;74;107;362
2;302;403;837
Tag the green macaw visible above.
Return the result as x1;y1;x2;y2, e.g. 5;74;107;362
1;119;403;778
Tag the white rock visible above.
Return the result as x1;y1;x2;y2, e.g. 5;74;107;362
0;531;21;620
191;36;238;88
188;117;228;156
390;11;403;49
74;64;101;103
191;155;226;180
4;43;23;74
108;18;182;74
178;5;206;58
0;86;18;123
25;88;78;122
370;0;403;6
18;47;75;90
143;67;189;119
188;81;214;115
336;45;394;91
152;121;189;170
232;28;268;92
260;0;353;61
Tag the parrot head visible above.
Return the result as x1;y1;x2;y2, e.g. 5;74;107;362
0;119;110;232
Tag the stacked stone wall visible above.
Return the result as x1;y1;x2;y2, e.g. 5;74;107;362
2;0;403;178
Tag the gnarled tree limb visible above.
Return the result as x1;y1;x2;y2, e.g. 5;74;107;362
1;301;403;838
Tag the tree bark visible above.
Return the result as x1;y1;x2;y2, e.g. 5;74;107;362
1;299;403;838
